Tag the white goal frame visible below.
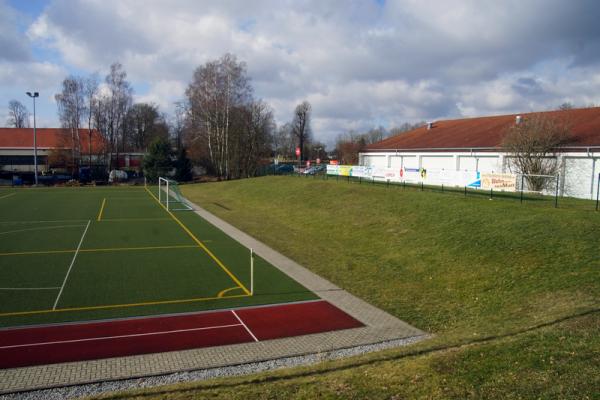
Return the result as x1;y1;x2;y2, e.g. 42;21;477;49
158;177;193;211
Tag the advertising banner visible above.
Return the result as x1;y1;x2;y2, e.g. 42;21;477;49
326;165;339;175
481;173;516;191
326;164;494;189
338;165;352;176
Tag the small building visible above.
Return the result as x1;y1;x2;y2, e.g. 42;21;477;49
359;107;600;199
0;128;144;175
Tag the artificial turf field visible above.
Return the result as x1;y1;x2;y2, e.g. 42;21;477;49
0;185;317;329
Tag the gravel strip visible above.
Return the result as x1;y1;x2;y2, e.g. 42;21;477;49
1;334;429;400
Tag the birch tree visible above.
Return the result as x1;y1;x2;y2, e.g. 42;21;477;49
104;63;133;169
83;74;99;169
55;76;86;174
186;54;252;179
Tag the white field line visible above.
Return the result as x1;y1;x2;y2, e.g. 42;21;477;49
52;220;91;310
0;193;16;200
0;220;89;225
0;225;86;236
0;323;244;349
0;287;60;290
231;310;259;342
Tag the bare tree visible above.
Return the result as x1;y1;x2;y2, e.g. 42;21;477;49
389;121;426;136
558;102;574;110
186;54;252;179
55;76;86;174
273;122;295;160
83;74;99;169
291;101;312;162
502;114;572;191
335;130;365;165
6;100;29;128
237;99;275;177
104;62;133;169
171;101;187;151
124;103;167;152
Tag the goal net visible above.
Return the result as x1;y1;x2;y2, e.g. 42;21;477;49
158;177;193;211
516;173;559;196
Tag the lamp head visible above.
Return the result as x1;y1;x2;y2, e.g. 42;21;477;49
26;92;39;98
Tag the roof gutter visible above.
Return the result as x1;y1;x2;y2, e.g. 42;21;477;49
364;145;600;153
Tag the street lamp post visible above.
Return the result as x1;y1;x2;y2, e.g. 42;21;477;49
26;91;39;185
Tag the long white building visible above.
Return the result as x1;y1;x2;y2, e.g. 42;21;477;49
359;107;600;199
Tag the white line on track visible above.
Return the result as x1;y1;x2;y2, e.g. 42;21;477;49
53;220;91;310
0;323;244;349
0;287;60;290
231;310;259;342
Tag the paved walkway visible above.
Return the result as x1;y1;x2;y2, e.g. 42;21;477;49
0;202;425;395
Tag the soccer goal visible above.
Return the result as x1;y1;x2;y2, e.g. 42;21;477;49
158;177;194;211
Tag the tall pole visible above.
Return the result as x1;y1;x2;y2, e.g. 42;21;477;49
26;92;39;185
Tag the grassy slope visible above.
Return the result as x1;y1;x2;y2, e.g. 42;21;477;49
93;176;599;399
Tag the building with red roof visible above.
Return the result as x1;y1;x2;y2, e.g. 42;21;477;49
359;107;600;199
0;128;143;177
0;128;107;174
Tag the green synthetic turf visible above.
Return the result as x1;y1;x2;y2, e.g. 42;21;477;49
0;186;316;328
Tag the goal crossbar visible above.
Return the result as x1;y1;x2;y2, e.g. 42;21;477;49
158;177;193;211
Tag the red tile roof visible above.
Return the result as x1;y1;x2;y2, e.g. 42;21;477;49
366;107;600;151
0;128;107;153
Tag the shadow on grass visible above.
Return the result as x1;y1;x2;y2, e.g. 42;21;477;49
101;307;600;399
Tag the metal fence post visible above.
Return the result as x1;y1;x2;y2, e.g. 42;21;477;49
520;174;524;204
596;173;599;211
554;173;559;208
464;186;467;196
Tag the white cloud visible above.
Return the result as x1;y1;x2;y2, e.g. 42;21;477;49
2;0;600;145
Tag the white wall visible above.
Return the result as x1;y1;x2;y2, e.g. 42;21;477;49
360;150;599;200
362;155;387;167
421;155;454;170
563;157;596;199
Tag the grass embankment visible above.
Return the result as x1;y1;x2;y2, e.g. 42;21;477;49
93;176;599;399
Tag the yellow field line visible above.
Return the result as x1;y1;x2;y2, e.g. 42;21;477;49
100;218;171;222
97;198;106;221
145;187;252;296
0;193;16;200
0;293;251;318
217;286;243;298
0;244;198;257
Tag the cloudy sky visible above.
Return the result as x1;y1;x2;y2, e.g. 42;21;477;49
2;0;600;146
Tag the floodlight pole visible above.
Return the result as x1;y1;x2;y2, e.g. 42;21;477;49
26;91;39;185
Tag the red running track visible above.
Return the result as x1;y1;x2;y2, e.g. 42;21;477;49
0;300;363;369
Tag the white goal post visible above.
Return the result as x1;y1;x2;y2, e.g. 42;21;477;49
158;177;193;211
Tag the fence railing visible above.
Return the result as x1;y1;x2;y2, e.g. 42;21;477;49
271;169;599;212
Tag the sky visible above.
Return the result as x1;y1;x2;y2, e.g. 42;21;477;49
2;0;600;146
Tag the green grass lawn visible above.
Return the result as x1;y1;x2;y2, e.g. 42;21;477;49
91;175;600;399
0;185;315;328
